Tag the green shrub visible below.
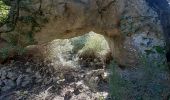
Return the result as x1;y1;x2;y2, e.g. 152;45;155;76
78;32;109;55
153;46;166;54
109;61;129;100
0;1;10;24
82;34;105;53
0;44;25;60
109;54;168;100
138;55;168;100
70;34;88;53
0;46;10;59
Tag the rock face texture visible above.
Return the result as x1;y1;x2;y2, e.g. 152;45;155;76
0;0;169;66
145;0;170;62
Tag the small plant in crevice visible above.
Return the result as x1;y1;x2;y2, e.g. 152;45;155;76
144;45;166;56
153;46;166;54
143;45;167;70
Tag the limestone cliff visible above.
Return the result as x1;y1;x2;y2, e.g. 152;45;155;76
0;0;169;66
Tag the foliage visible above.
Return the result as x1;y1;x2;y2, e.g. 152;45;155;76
0;46;10;59
109;54;168;100
144;45;166;55
79;32;109;55
109;61;129;100
0;1;10;24
0;44;25;59
140;54;167;77
138;55;168;100
153;46;166;54
70;34;88;53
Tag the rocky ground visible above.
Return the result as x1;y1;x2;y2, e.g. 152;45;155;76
1;56;170;100
1;54;170;100
0;55;110;100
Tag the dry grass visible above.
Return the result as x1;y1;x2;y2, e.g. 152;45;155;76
77;32;111;66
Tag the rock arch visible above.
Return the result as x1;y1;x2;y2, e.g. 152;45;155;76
0;0;166;66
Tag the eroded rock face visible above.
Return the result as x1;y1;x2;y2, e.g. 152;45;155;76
0;0;167;66
145;0;170;62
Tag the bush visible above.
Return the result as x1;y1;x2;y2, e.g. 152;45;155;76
78;32;109;58
70;34;88;53
0;1;10;25
109;61;129;100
